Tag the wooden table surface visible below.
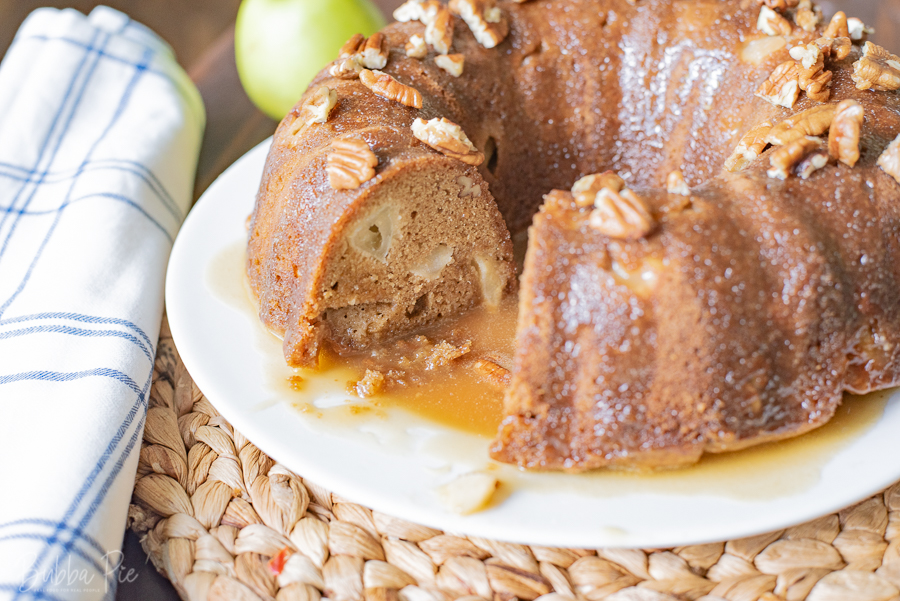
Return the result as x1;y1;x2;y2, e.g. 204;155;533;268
0;0;895;598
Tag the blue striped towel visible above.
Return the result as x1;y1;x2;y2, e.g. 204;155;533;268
0;7;203;600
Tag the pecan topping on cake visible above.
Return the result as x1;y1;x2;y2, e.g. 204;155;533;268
589;188;655;241
335;33;388;72
330;56;364;79
790;42;822;70
847;17;873;42
571;172;625;208
327;138;378;190
828;99;864;167
449;0;509;49
394;0;454;54
435;53;465;77
666;170;691;196
412;117;484;165
823;11;849;39
724;121;773;172
359;70;424;108
793;0;819;32
815;36;852;62
758;6;792;36
767;136;824;180
290;86;338;135
766;104;836;146
878;134;900;184
406;34;428;58
852;42;900;91
756;61;802;108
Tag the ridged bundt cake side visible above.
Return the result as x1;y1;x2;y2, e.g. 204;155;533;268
247;0;900;470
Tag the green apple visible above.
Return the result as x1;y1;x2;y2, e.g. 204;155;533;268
236;0;386;120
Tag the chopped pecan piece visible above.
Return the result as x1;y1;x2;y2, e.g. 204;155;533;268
352;369;386;397
823;11;849;39
326;137;378;189
789;42;821;70
449;0;509;49
393;0;440;23
412;117;484;165
339;33;365;58
793;0;819;32
394;0;454;54
406;34;428;58
360;33;389;69
724;121;773;172
426;5;455;55
852;42;900;91
435;53;465;77
756;0;799;10
330;55;364;79
571;172;625;208
666;170;691;196
767;136;824;180
473;359;511;389
589;188;655;241
815;36;852;62
878;135;900;184
766;104;836;146
799;61;833;102
425;340;472;370
828;99;864;167
847;18;873;42
290;86;338;135
359;69;423;108
758;6;792;36
756;61;802;108
795;149;829;179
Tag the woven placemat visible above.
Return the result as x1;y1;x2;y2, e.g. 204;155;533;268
128;317;900;601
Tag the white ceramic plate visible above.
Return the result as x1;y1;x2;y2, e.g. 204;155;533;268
166;138;900;549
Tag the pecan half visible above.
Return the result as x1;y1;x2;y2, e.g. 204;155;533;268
360;33;389;69
879;135;900;184
766;104;837;146
589;188;655;241
327;138;378;189
756;61;802;108
339;34;365;58
449;0;509;49
724;121;774;172
767;136;824;180
758;6;792;36
336;33;388;72
412;117;485;165
823;11;849;39
852;42;900;91
406;34;428;58
571;172;625;208
359;69;423;108
435;53;465;77
828;99;864;167
289;86;338;136
666;170;691;196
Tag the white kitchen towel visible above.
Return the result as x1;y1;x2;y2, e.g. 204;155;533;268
0;7;203;600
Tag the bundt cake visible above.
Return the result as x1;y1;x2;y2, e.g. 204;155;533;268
246;0;900;470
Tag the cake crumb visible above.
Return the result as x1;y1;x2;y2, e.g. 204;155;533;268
350;369;386;397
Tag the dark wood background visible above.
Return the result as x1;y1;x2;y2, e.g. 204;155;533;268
0;0;895;598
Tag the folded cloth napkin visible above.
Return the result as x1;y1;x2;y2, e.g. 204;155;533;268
0;7;203;600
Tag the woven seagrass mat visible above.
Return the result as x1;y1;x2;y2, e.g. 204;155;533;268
128;316;900;601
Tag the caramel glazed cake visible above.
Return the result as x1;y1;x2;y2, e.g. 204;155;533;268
247;0;900;471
